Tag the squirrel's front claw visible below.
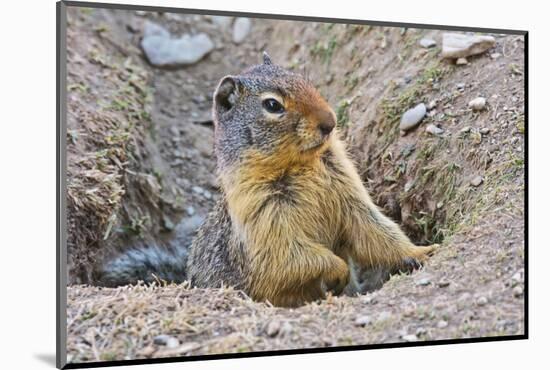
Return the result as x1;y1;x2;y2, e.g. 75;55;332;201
324;261;350;296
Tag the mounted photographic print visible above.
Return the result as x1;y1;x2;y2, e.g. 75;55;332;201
56;1;527;368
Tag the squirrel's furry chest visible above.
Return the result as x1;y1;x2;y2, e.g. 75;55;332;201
222;145;360;252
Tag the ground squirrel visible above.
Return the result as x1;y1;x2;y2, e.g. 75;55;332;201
186;53;437;307
101;53;437;307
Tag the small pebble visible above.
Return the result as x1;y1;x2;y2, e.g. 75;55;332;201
438;280;450;288
437;320;448;329
513;286;524;298
162;216;175;231
354;315;372;327
491;52;501;59
402;334;418;342
456;82;465;90
512;270;524;283
153;335;180;348
456;57;469;65
192;186;204;195
480;128;490;135
470;175;484;187
426;124;444;136
419;38;437;48
476;296;488;306
427;100;438;110
186;206;195;216
400;103;427;131
417;278;431;286
265;321;280;337
170;126;180;136
468;97;487;111
460;126;471;134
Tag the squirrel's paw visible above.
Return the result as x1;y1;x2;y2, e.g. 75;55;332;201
324;257;350;296
408;243;439;262
396;244;439;274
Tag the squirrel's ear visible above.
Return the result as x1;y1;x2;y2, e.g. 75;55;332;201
262;51;273;65
213;75;239;117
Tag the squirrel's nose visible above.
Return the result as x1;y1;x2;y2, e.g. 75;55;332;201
318;121;335;136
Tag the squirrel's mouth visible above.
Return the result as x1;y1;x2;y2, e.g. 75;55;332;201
302;135;331;153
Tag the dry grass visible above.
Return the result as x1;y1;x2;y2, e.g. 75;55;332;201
66;8;155;284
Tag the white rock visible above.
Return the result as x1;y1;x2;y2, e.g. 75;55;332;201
265;321;281;337
437;320;448;329
426;124;444;136
166;337;180;348
400;103;427;131
141;22;214;67
232;18;252;44
419;38;437;48
476;296;488;306
456;57;469;65
470;175;484;187
512;269;524;283
417;278;431;286
402;334;418;342
354;315;372;327
153;335;180;348
442;33;496;59
468;97;487;111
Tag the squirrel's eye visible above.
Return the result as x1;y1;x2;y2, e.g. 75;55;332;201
262;98;285;114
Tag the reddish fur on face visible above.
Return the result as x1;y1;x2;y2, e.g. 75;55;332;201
286;83;336;132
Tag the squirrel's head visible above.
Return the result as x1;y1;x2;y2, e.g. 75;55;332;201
212;52;337;167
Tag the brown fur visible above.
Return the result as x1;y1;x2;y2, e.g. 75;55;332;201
220;135;435;306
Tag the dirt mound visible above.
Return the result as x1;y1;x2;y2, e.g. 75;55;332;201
65;7;525;363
